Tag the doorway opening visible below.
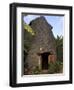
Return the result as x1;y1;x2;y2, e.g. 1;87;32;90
41;52;51;70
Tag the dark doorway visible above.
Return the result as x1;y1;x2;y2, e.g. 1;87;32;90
41;52;50;70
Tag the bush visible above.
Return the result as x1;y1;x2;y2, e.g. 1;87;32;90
48;61;63;74
48;63;55;74
32;66;41;74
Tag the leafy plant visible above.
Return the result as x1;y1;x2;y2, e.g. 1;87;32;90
32;66;41;74
48;61;63;74
24;24;35;36
55;35;63;62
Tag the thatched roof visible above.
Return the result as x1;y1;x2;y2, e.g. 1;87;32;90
28;16;56;54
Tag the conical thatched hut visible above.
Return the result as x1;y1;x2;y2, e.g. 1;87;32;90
24;16;56;73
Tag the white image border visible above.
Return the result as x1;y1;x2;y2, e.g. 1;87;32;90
16;7;70;84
